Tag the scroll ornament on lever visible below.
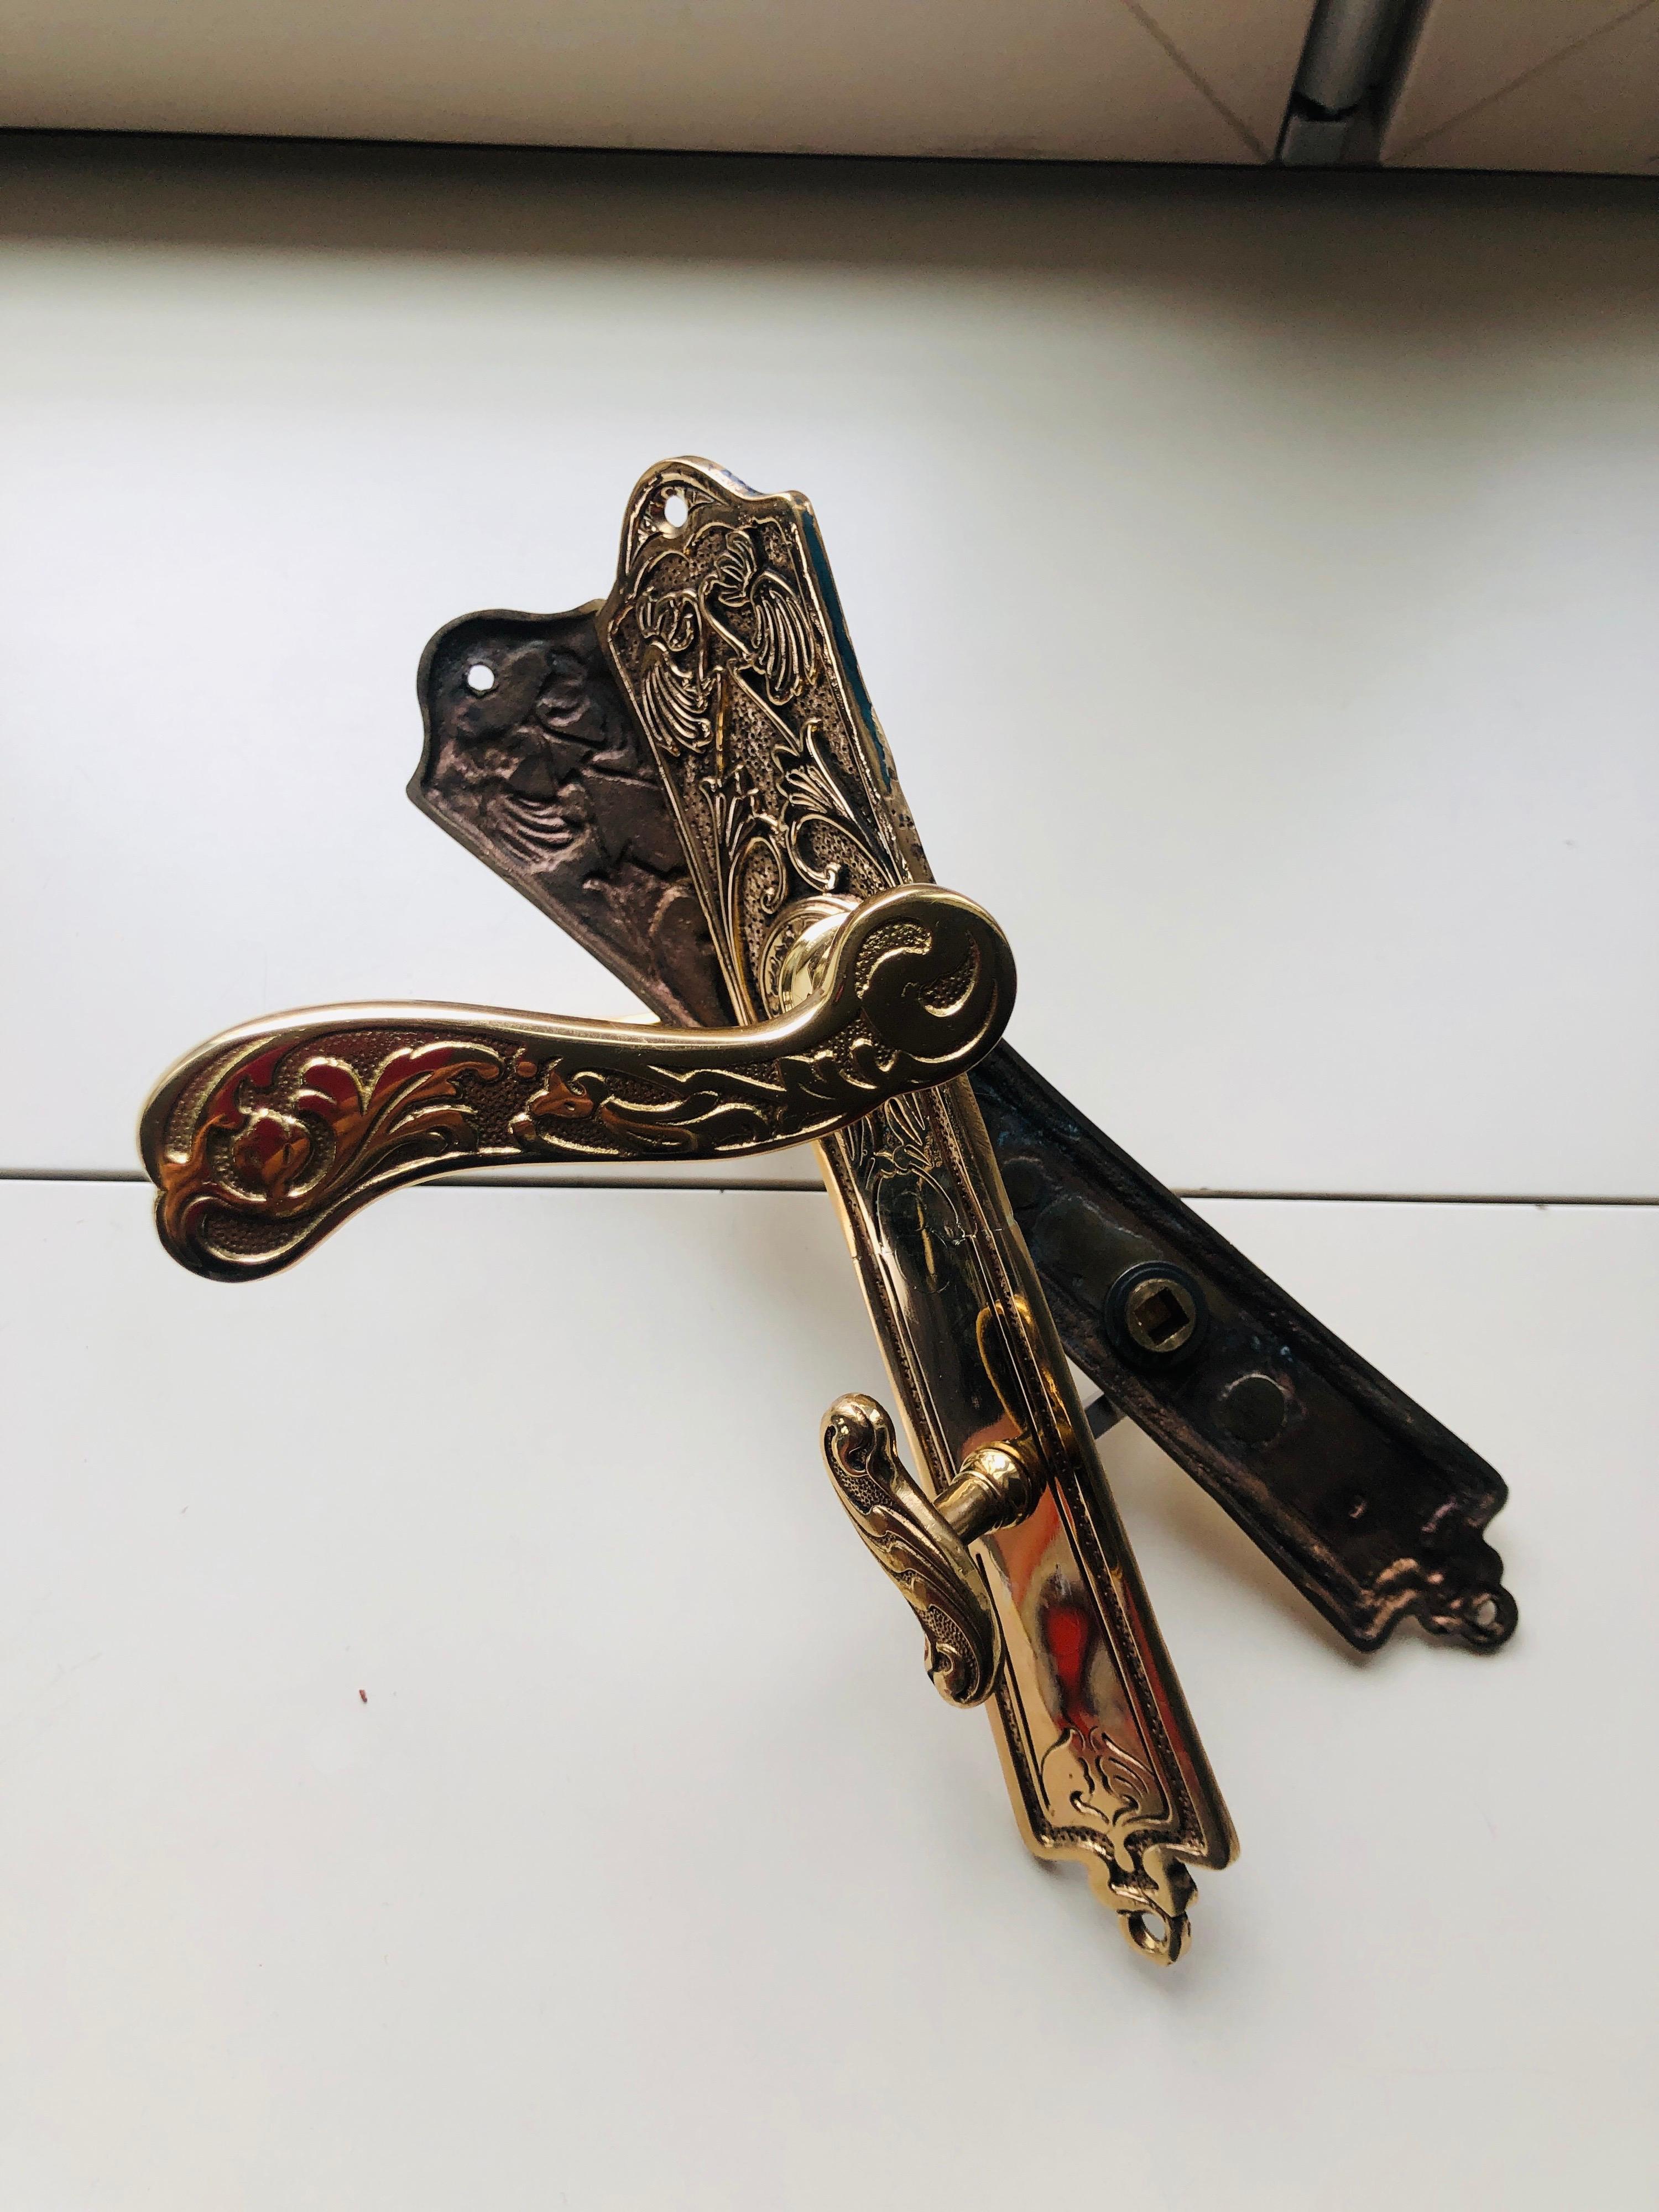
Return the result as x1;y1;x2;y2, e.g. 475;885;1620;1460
141;883;1014;1280
822;1395;1046;1708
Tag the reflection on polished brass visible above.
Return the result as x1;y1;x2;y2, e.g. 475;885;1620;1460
141;881;1013;1281
596;459;1236;1961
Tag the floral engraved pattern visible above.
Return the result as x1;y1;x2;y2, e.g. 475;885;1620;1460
636;591;713;758
709;525;817;705
601;464;907;1005
509;1045;871;1157
1040;1724;1162;1859
154;1039;503;1275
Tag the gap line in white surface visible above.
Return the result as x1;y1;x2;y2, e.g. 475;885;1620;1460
4;1168;1658;1208
1175;1188;1659;1208
0;1168;151;1182
433;1175;827;1192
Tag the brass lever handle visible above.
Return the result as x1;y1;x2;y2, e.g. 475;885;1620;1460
821;1395;1046;1708
141;884;1014;1282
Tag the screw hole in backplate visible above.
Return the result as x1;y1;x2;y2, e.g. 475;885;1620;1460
1455;1586;1517;1650
465;662;495;694
663;491;690;530
1124;1908;1186;1964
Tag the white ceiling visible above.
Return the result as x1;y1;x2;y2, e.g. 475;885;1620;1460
3;3;1656;178
1385;0;1659;175
1;0;1316;165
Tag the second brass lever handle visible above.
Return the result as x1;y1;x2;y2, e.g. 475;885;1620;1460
821;1394;1046;1708
141;884;1014;1282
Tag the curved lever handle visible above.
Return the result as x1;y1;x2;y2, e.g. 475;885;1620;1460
142;884;1014;1282
821;1394;1045;1709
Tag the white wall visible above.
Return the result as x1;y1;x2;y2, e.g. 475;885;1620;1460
3;140;1656;1197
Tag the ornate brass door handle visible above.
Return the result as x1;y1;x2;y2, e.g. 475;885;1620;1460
141;882;1014;1280
136;453;1519;1968
139;458;1232;1964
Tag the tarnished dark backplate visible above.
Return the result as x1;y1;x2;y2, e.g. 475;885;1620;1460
412;604;1515;1655
978;1052;1512;1651
412;607;728;1028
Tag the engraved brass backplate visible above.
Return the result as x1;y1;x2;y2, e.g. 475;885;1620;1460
596;458;1236;1956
